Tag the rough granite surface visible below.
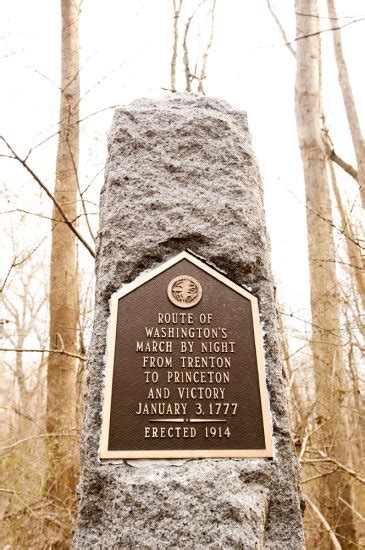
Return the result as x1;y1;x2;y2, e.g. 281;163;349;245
73;95;304;549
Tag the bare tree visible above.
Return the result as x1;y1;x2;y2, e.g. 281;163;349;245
327;0;365;208
295;1;357;547
45;0;80;515
266;1;362;194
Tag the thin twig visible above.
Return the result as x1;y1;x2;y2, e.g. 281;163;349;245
24;104;118;158
289;16;365;47
301;469;336;484
299;430;310;461
0;236;48;292
0;347;86;361
1;208;97;224
303;449;365;484
66;136;96;242
0;432;79;453
305;197;364;249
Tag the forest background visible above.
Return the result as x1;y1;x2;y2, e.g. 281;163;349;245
0;0;363;548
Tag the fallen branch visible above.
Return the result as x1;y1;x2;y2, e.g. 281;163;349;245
305;198;364;249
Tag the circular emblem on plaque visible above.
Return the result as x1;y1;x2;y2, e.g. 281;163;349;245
167;275;202;308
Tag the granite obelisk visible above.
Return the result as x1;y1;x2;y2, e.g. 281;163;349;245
74;95;304;548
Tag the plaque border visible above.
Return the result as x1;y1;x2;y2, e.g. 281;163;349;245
99;251;273;459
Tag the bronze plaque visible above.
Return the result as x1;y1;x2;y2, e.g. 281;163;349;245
100;251;272;459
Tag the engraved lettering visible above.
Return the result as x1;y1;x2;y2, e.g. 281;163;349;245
143;356;172;368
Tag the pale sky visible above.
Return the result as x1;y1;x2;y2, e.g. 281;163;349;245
1;0;364;347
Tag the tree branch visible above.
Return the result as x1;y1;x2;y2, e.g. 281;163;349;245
305;198;364;249
291;16;365;47
267;0;296;57
66;135;96;242
0;136;95;258
303;449;365;484
329;148;359;181
303;495;342;550
339;497;365;523
321;123;359;183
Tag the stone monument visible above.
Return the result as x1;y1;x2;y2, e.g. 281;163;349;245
74;95;304;548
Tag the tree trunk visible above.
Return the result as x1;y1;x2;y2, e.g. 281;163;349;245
46;0;80;510
327;0;365;207
295;1;357;547
171;0;182;93
15;334;29;435
329;161;365;312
